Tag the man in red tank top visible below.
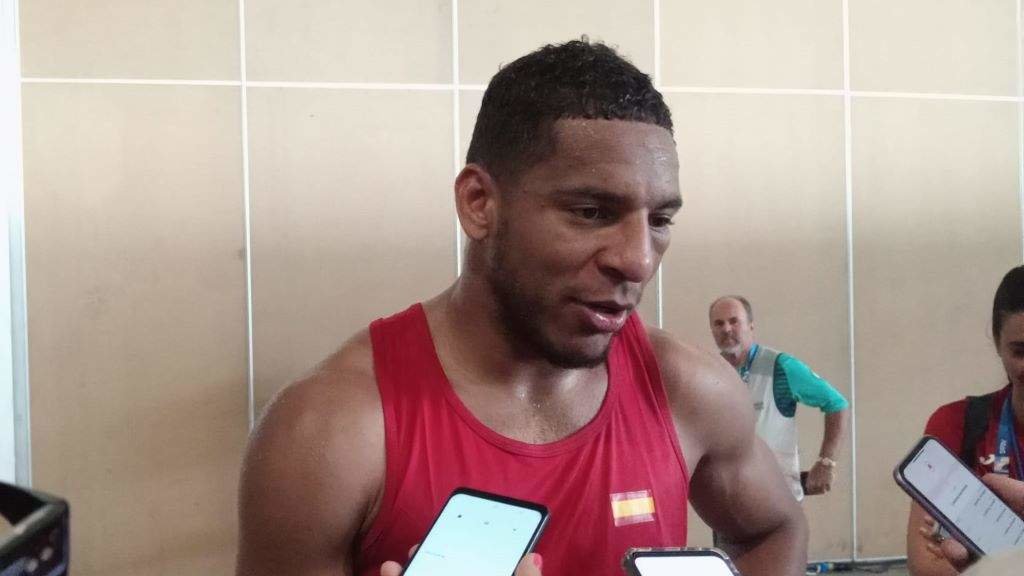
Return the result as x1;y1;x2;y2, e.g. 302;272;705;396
236;40;807;576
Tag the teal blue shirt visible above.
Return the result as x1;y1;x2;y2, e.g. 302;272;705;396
740;345;849;418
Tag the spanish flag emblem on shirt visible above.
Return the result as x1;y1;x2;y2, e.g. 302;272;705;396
610;490;655;527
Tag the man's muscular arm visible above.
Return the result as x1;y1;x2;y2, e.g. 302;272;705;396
649;328;808;576
235;331;385;576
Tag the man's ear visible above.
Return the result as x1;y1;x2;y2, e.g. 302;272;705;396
455;164;500;241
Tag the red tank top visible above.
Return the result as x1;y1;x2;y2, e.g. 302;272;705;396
356;304;689;575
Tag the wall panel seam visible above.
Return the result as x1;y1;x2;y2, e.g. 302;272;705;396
842;0;859;560
22;78;240;86
653;0;663;330
238;0;256;429
1018;0;1024;262
18;78;1024;104
6;0;31;486
452;0;462;276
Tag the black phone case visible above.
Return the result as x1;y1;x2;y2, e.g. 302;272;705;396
893;435;1023;557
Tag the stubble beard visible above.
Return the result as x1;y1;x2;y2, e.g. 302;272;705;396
717;337;742;359
487;223;610;370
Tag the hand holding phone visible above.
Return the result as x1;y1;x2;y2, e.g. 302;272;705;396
622;547;740;576
894;436;1024;557
396;487;548;576
380;552;542;576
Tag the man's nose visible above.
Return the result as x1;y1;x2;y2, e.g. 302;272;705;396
597;215;655;283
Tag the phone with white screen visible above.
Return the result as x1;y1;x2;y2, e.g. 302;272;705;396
400;487;548;576
894;435;1024;556
622;548;740;576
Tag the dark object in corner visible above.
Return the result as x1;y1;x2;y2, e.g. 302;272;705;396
0;481;69;575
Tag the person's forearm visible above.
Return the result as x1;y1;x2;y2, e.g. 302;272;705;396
819;409;848;459
728;509;809;576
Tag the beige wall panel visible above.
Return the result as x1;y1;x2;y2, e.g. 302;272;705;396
21;84;248;575
249;89;455;411
660;0;843;89
852;98;1020;557
850;0;1017;95
245;0;451;83
20;1;238;79
637;272;662;328
663;93;851;558
459;0;653;85
458;89;662;324
458;90;484;164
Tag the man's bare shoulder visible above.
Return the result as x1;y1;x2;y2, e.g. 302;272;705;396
255;328;379;443
644;326;744;404
237;330;384;574
643;324;755;453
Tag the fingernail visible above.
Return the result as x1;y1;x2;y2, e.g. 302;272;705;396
532;554;543;570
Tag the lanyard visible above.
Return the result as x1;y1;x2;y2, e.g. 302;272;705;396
738;344;759;384
996;391;1024;479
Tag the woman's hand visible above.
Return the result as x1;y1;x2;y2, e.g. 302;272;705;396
920;474;1024;573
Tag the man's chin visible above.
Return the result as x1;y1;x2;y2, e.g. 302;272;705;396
718;345;741;357
545;335;613;369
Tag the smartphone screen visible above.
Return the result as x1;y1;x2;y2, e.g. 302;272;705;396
401;488;547;576
897;436;1024;555
625;549;739;576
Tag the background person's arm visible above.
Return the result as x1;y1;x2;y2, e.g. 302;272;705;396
651;330;808;576
806;409;848;494
776;354;849;494
235;333;385;576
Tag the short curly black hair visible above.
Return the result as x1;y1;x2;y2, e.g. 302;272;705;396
466;39;673;183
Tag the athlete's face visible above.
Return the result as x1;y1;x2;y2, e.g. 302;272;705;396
996;312;1024;390
486;119;681;368
709;298;755;357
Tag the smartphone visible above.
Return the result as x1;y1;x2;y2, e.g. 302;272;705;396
400;487;548;576
622;547;740;576
894;435;1024;556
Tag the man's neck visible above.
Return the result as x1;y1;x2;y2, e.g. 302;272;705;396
422;275;610;444
426;275;605;393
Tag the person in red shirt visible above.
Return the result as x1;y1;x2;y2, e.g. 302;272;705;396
907;265;1024;575
235;40;806;576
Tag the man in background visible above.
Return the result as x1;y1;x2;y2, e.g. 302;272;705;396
709;295;850;500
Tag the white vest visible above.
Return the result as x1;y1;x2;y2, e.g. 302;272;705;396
745;345;803;501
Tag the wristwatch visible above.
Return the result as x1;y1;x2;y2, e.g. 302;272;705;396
817;456;837;468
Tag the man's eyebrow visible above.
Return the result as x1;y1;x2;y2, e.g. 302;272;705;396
549;187;627;204
657;196;684;211
550;187;684;211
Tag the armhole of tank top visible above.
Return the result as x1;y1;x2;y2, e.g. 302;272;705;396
629;317;691;486
358;318;405;555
